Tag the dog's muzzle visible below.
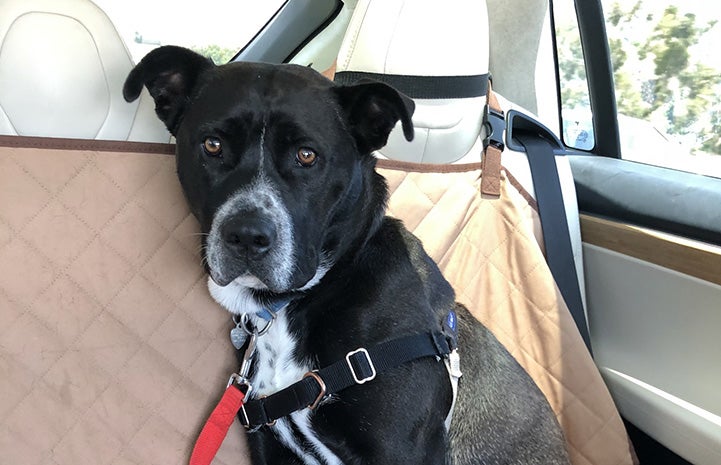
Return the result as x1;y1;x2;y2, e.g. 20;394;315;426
205;176;296;290
220;213;277;259
208;213;278;288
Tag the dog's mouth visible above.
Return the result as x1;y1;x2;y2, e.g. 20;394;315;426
209;270;269;290
207;259;333;317
207;250;333;298
205;235;297;291
206;256;287;291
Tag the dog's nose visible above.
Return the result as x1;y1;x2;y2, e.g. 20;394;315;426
221;215;276;257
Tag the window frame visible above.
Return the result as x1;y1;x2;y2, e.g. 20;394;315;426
553;0;622;158
234;0;343;64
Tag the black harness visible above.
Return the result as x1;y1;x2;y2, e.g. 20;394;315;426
233;307;460;430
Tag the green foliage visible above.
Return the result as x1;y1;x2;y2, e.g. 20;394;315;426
701;110;721;153
191;45;237;64
555;24;591;110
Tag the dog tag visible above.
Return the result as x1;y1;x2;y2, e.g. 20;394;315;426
230;325;247;350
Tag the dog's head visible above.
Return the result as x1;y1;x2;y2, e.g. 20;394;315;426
124;46;414;297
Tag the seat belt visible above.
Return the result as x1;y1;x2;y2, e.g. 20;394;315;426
516;133;592;354
482;92;593;354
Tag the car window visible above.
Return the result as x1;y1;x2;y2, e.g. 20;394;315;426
554;2;594;151
93;0;286;64
555;0;721;178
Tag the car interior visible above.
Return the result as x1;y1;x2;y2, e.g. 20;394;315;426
0;0;719;464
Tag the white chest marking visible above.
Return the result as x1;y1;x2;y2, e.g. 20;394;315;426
250;314;344;465
289;410;344;465
251;312;307;396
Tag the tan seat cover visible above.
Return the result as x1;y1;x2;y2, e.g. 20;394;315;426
0;138;633;464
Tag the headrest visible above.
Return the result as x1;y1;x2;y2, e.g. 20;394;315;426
335;0;490;163
0;0;168;142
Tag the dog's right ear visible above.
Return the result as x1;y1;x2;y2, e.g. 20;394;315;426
123;46;214;135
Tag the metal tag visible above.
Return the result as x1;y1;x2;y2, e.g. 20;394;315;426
230;326;247;350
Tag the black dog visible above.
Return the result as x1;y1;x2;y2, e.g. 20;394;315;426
124;45;570;465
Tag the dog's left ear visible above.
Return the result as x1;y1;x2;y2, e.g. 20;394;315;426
334;81;415;154
123;45;214;135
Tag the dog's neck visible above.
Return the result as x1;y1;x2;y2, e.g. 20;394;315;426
322;157;388;267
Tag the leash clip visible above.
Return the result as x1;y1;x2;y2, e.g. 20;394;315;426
227;372;253;395
239;331;259;377
227;330;259;395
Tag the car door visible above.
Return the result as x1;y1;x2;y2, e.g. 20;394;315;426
554;1;721;463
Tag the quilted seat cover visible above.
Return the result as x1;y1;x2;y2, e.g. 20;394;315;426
0;138;634;464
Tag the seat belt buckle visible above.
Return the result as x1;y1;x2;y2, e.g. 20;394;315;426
483;104;506;151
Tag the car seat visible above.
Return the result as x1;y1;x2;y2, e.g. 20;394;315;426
0;0;169;142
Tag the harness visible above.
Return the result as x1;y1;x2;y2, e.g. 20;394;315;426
189;302;462;465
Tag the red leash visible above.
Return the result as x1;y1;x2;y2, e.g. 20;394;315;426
189;385;246;465
190;326;259;465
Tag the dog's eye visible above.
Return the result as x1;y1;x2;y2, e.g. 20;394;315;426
203;137;222;157
296;147;318;167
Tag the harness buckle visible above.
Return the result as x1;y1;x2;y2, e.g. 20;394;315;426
447;349;463;379
303;371;328;410
345;348;377;384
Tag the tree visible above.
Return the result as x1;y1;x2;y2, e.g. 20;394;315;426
702;110;721;154
557;1;721;154
191;45;237;65
638;6;719;137
555;24;591;110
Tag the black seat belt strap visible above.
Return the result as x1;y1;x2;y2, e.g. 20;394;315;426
514;132;593;354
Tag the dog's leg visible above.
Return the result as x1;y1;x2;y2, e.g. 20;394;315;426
247;427;306;465
448;305;570;464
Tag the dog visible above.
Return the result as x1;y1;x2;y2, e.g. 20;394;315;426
124;45;570;465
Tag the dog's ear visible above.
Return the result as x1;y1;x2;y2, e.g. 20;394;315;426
123;45;214;135
334;81;415;154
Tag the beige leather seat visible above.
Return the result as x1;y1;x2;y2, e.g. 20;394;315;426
335;0;488;164
0;0;169;142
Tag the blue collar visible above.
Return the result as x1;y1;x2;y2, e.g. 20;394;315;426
256;298;293;321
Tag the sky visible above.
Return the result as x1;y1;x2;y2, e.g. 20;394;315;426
92;0;285;62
